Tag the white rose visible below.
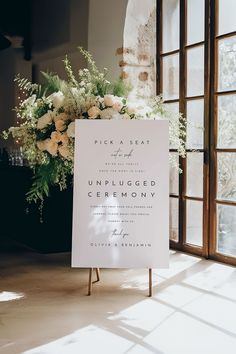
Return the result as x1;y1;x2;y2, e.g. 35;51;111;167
37;111;53;130
54;112;68;122
55;119;66;132
51;131;62;143
48;91;64;109
104;94;115;107
100;108;117;119
36;140;47;151
127;105;137;115
111;113;123;120
44;139;58;156
88;106;101;119
112;101;123;112
58;145;72;160
67;121;75;138
61;133;69;145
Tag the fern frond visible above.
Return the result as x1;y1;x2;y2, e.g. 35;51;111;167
41;71;65;95
14;74;42;97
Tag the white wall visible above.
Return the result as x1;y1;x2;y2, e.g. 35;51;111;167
32;0;89;82
88;0;128;81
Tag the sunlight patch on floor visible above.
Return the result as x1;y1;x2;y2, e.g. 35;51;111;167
22;325;134;354
0;291;24;302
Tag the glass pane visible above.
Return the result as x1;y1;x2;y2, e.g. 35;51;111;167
218;36;236;92
217;204;236;257
187;46;204;97
186;99;204;149
186;152;203;198
217;153;236;202
187;0;204;45
170;152;179;195
164;102;179;149
170;198;179;242
164;102;179;112
218;0;236;36
162;0;180;53
186;200;203;247
218;95;236;148
163;54;179;100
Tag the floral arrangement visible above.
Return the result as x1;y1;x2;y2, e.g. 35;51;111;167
2;47;186;206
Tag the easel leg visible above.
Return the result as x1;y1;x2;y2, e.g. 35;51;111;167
88;268;93;296
148;268;152;297
96;268;100;282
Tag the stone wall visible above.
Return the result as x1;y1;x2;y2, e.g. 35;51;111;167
121;0;156;99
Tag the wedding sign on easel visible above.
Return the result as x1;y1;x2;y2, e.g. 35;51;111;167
72;120;169;296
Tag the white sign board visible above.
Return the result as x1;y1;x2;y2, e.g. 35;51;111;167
72;120;169;268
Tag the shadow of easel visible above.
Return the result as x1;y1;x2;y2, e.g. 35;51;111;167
87;268;153;297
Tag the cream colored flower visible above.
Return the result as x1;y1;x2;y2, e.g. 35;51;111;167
58;145;71;160
61;133;69;145
88;106;101;119
100;108;117;119
54;112;68;122
66;121;75;138
51;131;62;143
111;113;123;120
127;105;137;115
48;91;64;109
104;94;115;107
55;119;66;132
45;139;58;156
112;101;123;112
36;140;47;151
37;111;53;130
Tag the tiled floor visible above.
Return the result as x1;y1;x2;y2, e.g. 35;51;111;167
1;241;236;354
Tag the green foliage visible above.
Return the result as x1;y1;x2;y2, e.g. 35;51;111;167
35;123;55;140
15;74;42;97
26;163;52;203
34;102;51;119
111;79;131;97
93;76;110;97
40;72;65;95
63;55;78;87
26;157;72;203
78;46;98;74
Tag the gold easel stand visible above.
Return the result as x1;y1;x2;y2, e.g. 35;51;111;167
88;268;100;296
88;268;153;297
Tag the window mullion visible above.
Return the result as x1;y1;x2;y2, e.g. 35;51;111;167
208;0;217;258
179;0;187;246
